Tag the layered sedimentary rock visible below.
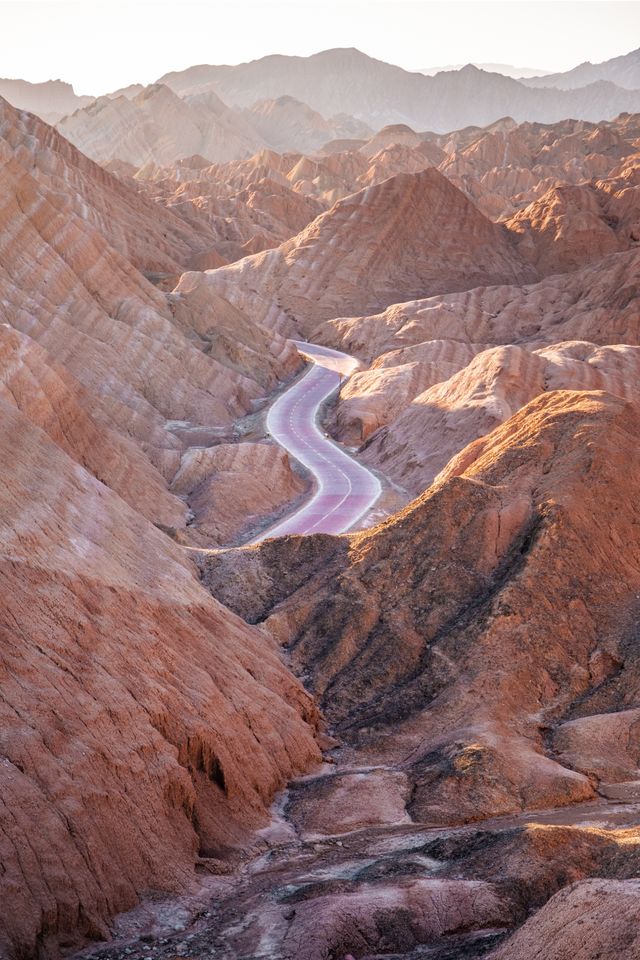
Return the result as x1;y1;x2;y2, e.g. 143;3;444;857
318;247;640;362
171;441;307;546
0;95;214;274
203;390;640;825
0;398;321;959
136;157;325;261
0;94;301;485
0;325;185;526
130;114;640;265
440;115;639;220
490;880;640;959
185;168;535;336
244;95;372;154
57;84;266;167
332;339;488;443
505;176;640;274
358;341;640;492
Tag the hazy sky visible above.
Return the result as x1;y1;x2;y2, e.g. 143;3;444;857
3;0;640;95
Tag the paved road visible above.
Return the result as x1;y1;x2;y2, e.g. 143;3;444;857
253;341;381;540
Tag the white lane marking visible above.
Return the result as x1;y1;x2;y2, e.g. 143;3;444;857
252;347;382;541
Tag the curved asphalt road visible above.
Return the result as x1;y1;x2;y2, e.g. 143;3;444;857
253;341;381;541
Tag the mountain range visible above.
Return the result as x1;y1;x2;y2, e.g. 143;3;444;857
158;47;640;131
1;31;640;960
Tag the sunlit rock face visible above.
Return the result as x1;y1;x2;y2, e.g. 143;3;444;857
2;43;640;960
185;168;535;337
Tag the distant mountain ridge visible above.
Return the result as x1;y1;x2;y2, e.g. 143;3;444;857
158;47;640;132
419;62;552;79
3;45;640;145
524;46;640;90
0;77;92;123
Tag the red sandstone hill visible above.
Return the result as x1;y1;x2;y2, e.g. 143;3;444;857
0;94;302;530
0;396;320;958
198;389;640;959
0;93;336;960
317;245;640;363
186;167;535;336
202;390;640;822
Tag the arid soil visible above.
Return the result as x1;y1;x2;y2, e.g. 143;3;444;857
1;75;640;960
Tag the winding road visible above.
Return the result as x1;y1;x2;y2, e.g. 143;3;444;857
253;341;381;541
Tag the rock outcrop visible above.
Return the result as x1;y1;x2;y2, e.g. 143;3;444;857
186;168;535;336
506;176;640;274
202;391;640;826
0;94;301;488
317;247;640;362
358;341;640;492
0;399;321;959
172;441;307;546
57;84;267;167
490;880;640;959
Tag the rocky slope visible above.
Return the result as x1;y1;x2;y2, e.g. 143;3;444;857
0;325;185;527
490;880;640;959
0;94;214;274
0;93;302;491
0;397;321;959
318;246;640;362
185;168;535;336
3;60;640;960
57;84;266;167
204;390;640;781
131;153;325;263
505;175;640;275
0;96;329;960
319;240;640;490
195;388;640;959
440;114;640;220
171;441;308;547
358;341;640;492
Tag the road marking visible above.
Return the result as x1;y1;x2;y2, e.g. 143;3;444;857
252;342;382;541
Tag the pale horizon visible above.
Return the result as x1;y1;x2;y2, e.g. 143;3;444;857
2;0;640;96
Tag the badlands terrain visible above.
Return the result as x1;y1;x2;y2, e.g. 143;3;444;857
1;42;640;960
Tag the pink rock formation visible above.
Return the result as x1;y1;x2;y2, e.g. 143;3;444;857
171;441;307;546
282;878;511;960
0;399;321;959
187;168;535;336
333;339;487;442
317;247;640;362
0;94;301;486
202;390;640;828
57;84;266;167
359;341;640;493
0;325;184;526
506;177;640;274
491;880;640;959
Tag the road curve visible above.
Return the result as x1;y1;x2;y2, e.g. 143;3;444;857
253;341;381;541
